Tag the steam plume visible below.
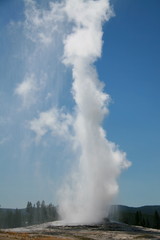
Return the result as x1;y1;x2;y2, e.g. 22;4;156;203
21;0;131;224
58;0;130;224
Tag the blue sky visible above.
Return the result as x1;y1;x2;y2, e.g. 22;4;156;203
0;0;160;208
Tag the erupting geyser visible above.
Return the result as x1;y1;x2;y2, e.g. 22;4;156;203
22;0;131;224
58;0;131;224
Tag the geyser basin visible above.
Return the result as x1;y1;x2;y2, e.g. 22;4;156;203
4;221;160;239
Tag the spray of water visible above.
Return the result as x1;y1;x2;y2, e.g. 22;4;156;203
58;0;131;224
19;0;131;224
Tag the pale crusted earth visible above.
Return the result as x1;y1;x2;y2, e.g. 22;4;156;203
2;221;160;240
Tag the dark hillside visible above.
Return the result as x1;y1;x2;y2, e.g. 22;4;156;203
109;205;160;229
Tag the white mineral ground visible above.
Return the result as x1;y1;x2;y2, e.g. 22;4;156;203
3;221;160;240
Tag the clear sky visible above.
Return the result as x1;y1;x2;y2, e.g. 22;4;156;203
0;0;160;209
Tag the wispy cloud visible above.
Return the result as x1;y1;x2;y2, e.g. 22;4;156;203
15;73;38;108
24;0;64;46
14;73;46;108
29;108;73;142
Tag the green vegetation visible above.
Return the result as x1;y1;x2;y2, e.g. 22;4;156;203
1;203;160;230
0;201;59;229
109;205;160;229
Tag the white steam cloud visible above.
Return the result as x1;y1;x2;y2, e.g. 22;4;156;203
20;0;131;224
29;108;73;142
58;0;130;224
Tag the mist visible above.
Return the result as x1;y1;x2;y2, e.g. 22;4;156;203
13;0;131;223
58;0;131;223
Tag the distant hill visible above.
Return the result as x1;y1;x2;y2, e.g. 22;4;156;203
110;205;160;215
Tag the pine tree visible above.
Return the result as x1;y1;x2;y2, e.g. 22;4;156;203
146;218;150;228
13;209;22;227
41;200;47;223
154;210;160;229
26;202;33;225
36;201;41;223
5;210;13;228
135;211;140;225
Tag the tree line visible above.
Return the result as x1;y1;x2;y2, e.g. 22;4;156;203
1;203;160;230
110;208;160;229
0;201;59;229
134;210;160;229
